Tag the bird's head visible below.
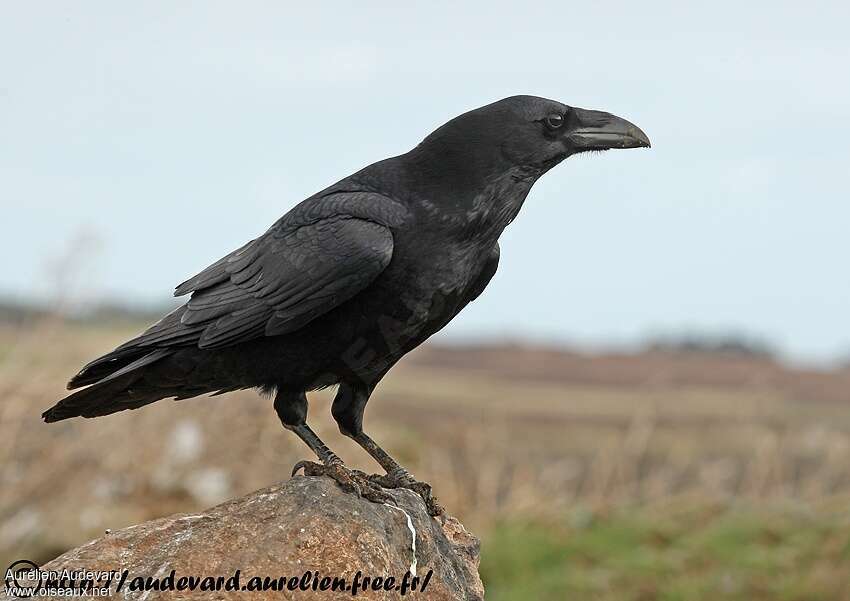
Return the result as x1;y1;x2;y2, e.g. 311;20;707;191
415;95;650;179
392;95;650;230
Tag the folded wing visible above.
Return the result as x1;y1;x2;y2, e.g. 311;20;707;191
116;215;394;355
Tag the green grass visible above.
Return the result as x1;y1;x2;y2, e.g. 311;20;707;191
480;506;850;601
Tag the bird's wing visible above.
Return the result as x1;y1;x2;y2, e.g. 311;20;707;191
125;214;394;351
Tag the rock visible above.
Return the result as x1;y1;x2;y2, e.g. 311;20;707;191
30;477;483;600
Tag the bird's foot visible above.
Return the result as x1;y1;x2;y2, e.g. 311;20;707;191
369;468;444;516
291;460;393;506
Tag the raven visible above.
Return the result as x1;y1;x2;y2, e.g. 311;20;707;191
44;96;649;514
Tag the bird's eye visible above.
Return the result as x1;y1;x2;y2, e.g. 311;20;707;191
545;113;565;129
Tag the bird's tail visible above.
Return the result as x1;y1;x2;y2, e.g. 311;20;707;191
43;347;174;422
43;372;169;422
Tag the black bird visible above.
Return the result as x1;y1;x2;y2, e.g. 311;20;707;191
44;96;649;514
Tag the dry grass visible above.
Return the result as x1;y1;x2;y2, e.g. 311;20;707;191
1;320;850;577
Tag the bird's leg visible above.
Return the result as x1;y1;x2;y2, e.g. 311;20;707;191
353;431;444;516
275;390;391;505
332;383;444;516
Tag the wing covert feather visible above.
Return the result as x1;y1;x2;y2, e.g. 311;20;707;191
191;216;394;348
126;214;395;351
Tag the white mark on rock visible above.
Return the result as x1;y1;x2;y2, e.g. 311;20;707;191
383;503;417;577
137;563;170;601
178;514;208;521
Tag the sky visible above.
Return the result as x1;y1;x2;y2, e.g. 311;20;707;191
2;1;849;364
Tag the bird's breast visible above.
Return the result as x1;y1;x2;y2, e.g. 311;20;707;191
383;239;490;327
306;238;492;383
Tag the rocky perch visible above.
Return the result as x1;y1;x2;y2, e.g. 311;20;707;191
35;477;483;600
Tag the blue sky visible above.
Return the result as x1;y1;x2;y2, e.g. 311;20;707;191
2;2;848;363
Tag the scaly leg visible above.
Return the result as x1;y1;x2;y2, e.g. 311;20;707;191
331;383;444;515
275;390;391;505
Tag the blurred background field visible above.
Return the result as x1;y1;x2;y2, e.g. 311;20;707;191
2;313;850;600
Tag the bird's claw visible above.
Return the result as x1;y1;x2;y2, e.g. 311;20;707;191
369;469;444;516
290;459;315;478
290;460;394;506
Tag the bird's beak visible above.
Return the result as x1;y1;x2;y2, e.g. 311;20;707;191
569;108;651;150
